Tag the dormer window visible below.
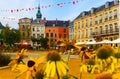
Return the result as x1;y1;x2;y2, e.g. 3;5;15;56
114;0;119;5
53;24;55;27
82;12;85;17
105;2;109;8
91;8;95;14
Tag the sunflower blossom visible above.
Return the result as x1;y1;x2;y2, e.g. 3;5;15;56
44;51;69;79
8;49;27;72
15;56;45;79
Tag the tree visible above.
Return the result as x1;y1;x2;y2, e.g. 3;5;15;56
40;37;48;49
1;24;21;46
31;36;37;44
0;33;3;45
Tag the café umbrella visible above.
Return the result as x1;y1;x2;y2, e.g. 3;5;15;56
97;40;112;44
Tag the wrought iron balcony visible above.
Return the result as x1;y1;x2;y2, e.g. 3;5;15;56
104;18;108;22
95;21;98;24
99;20;102;23
92;29;119;37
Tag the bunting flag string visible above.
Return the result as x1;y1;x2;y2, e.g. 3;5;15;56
0;16;18;21
0;0;82;13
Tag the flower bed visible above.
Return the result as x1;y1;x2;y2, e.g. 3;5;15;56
0;53;11;67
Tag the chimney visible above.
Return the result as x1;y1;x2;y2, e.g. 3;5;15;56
44;17;46;20
43;17;46;23
56;18;57;24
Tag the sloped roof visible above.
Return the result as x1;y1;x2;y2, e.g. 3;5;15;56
75;0;117;20
45;20;69;27
20;17;30;19
32;19;44;24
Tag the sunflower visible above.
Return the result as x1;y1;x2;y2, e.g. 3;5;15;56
8;49;27;71
44;51;69;79
80;63;87;73
15;56;45;79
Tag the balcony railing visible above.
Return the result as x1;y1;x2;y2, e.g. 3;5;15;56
95;21;98;24
99;20;102;23
92;29;119;36
105;18;108;22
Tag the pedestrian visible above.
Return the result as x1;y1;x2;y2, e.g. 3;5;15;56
79;46;86;62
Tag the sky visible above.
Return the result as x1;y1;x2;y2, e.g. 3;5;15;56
0;0;113;29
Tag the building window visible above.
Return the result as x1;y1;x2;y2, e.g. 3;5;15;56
82;30;84;38
105;13;108;21
105;25;108;33
90;28;92;35
33;34;35;37
109;11;112;20
95;27;98;34
114;23;118;32
90;18;92;26
28;32;30;37
100;26;102;34
95;16;98;24
86;19;88;27
23;32;25;37
114;10;117;19
99;14;102;23
109;24;113;33
37;34;40;38
53;24;55;27
86;29;88;38
55;33;57;37
33;28;35;31
49;30;51;32
27;25;30;29
59;34;62;38
50;39;53;42
78;22;80;29
46;33;49;37
75;23;77;30
78;31;80;39
37;27;39;32
82;21;84;28
64;29;66;33
64;34;66;38
51;33;53;37
22;25;25;30
41;34;44;37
